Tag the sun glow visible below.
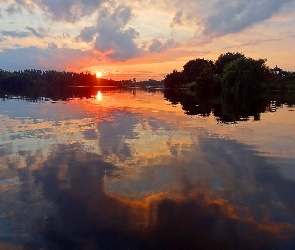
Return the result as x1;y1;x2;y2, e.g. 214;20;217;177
96;91;102;101
96;72;102;78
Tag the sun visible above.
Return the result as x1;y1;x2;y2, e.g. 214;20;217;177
95;71;102;78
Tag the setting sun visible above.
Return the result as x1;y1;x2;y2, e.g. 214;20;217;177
96;72;102;78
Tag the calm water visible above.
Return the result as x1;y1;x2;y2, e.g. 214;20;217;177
0;89;295;249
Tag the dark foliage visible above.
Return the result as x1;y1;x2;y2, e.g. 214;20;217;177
164;52;295;93
164;89;295;124
0;69;164;92
215;52;245;75
221;57;267;93
182;58;214;83
0;69;98;89
164;70;185;88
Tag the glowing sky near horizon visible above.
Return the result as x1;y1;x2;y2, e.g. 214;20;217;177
0;0;294;80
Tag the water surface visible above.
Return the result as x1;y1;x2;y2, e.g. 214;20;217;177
0;89;295;249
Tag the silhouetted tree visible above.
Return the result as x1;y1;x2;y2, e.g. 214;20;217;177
164;70;185;88
182;58;214;83
215;52;245;75
194;64;215;90
222;57;267;94
0;69;100;90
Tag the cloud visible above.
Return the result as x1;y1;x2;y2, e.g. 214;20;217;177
35;0;107;23
76;5;141;61
1;30;31;38
148;38;176;53
170;10;183;27
223;38;283;50
2;0;107;22
203;0;293;37
25;26;45;38
7;0;35;14
94;27;140;61
0;27;46;39
77;26;97;43
5;3;22;14
0;44;99;71
63;32;70;38
3;2;142;62
76;5;179;61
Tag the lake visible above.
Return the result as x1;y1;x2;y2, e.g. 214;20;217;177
0;88;295;249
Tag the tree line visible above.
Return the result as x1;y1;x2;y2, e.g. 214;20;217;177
0;69;164;92
164;52;295;93
0;69;117;89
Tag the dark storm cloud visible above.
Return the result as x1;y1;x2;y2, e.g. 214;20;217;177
203;0;293;37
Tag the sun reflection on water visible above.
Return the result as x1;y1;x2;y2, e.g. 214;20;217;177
96;91;102;101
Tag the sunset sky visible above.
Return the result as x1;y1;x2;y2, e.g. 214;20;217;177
0;0;294;80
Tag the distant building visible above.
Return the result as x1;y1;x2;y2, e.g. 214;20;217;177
271;65;282;74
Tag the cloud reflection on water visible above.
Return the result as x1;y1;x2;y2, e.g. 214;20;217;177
24;143;293;249
1;92;295;248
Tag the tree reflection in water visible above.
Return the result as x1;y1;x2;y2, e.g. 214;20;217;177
164;89;295;124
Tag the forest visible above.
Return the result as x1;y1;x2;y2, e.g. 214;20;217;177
0;69;163;92
164;52;295;93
